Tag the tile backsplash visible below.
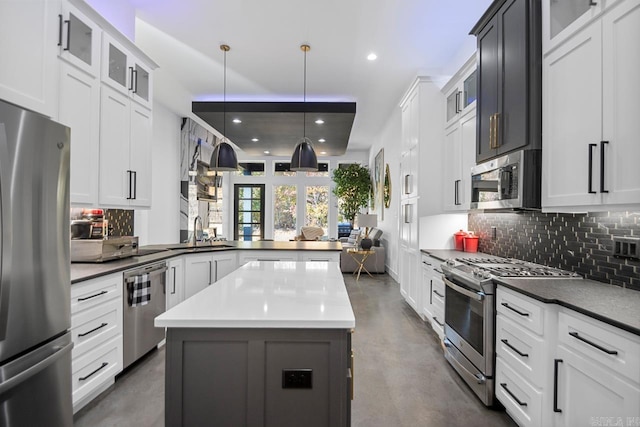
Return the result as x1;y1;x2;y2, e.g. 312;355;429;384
104;209;134;236
468;211;640;291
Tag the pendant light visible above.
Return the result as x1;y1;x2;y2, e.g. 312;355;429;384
210;44;238;171
290;44;318;171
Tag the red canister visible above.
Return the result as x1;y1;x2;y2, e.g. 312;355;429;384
463;232;479;253
454;230;467;251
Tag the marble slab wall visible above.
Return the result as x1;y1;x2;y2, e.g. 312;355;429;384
468;211;640;291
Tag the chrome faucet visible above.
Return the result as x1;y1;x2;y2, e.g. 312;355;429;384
192;216;203;246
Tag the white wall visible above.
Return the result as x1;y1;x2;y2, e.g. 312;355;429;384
367;110;402;279
134;102;181;245
85;0;136;40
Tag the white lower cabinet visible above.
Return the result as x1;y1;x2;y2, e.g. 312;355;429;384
421;254;445;338
166;256;184;310
184;252;239;300
70;272;123;413
496;286;640;427
554;344;640;426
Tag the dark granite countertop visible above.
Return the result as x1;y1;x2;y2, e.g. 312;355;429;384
496;277;640;337
71;240;342;284
420;249;486;261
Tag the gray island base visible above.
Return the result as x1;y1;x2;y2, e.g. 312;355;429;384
156;261;356;427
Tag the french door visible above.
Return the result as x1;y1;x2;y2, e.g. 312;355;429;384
234;184;265;241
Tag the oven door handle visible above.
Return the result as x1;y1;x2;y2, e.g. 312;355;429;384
443;277;485;301
442;338;486;384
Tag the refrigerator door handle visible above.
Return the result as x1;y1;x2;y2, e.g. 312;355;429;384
0;340;73;396
0;123;13;341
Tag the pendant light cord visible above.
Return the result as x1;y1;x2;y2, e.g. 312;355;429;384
303;46;307;139
223;47;227;143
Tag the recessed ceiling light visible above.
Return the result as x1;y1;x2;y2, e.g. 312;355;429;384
315;119;324;124
232;118;242;123
251;138;259;142
318;138;326;143
367;53;377;61
320;151;327;155
263;150;270;154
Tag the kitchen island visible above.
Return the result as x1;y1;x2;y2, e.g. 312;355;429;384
155;260;355;427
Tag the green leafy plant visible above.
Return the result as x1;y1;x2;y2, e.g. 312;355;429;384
332;164;372;225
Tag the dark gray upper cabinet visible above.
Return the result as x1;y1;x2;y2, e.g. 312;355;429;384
471;0;542;163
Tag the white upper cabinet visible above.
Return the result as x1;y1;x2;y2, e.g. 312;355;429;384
542;0;640;212
101;34;153;110
542;0;621;54
444;65;477;128
0;0;60;117
58;1;101;77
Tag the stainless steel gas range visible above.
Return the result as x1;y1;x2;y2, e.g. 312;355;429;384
440;257;581;406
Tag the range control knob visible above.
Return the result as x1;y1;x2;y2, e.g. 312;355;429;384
473;268;481;277
482;271;492;279
446;259;456;266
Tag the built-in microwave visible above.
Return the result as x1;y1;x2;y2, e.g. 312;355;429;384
470;150;541;210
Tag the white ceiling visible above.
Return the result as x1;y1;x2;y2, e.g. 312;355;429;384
128;0;492;152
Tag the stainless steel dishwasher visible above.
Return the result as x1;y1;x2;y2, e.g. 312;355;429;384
123;262;168;369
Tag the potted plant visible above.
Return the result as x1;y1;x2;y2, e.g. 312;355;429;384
332;164;372;227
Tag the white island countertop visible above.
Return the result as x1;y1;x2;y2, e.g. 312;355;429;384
155;261;355;329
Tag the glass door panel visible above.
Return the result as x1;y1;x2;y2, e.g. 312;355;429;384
134;64;150;102
274;185;296;241
68;13;92;66
446;90;459;122
108;43;127;89
305;186;329;236
550;0;592;38
463;69;477;108
234;184;265;241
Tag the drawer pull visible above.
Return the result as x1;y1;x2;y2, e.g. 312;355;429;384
568;331;618;355
79;362;108;381
77;290;108;302
432;289;444;298
500;383;527;407
78;322;108;338
432;317;444;327
501;302;529;317
500;339;529;358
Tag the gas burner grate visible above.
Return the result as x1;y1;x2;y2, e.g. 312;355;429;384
456;257;513;264
484;265;579;277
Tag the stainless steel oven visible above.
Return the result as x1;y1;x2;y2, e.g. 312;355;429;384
441;261;496;406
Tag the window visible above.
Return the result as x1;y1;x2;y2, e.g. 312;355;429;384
274;162;296;177
306;162;329;177
273;185;297;241
305;186;329;236
234;184;265;241
235;162;265;176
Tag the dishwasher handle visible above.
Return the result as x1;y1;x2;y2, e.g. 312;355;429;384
124;263;168;280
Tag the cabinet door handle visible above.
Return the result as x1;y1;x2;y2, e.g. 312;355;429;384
128;67;135;91
429;279;433;304
79;362;108;381
588;143;597;194
553;359;563;412
432;316;444;327
500;302;529;317
58;14;63;47
432;289;444;298
568;331;618;355
131;171;138;200
500;383;527;406
78;322;108;338
208;260;212;284
455;91;461;113
500;339;529;357
494;113;500;149
77;290;107;301
600;141;608;193
489;114;494;149
403;204;411;223
404;174;411;194
63;20;71;51
126;170;133;200
132;69;138;94
171;266;176;294
589;0;597;6
454;179;461;205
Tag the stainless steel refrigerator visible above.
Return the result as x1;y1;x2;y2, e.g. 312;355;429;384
0;99;73;425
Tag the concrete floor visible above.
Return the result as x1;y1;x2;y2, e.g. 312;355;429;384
74;273;516;427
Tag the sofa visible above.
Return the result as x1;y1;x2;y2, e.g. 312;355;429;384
339;228;385;273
